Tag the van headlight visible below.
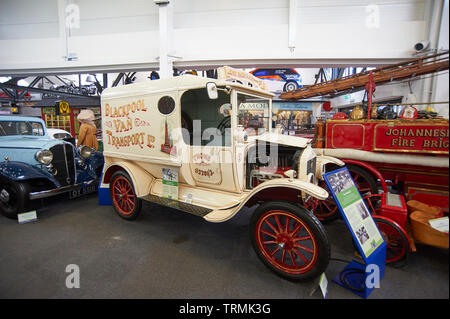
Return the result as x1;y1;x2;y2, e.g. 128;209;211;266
35;150;53;165
78;145;92;159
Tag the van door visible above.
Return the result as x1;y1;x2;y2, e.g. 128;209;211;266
180;87;238;193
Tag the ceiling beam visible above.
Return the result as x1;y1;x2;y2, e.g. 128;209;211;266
0;83;99;100
0;58;414;77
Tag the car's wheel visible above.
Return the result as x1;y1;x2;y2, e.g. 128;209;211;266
373;216;410;266
0;180;30;219
250;201;330;281
307;180;340;223
347;164;379;197
283;81;298;92
110;171;142;220
312;165;380;223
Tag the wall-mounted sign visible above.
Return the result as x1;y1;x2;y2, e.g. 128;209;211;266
272;101;312;111
239;102;268;110
57;100;70;115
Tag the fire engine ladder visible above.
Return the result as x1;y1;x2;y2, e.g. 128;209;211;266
280;51;449;101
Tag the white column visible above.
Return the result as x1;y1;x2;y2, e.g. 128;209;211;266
57;0;68;62
288;0;298;53
157;1;173;78
422;0;444;104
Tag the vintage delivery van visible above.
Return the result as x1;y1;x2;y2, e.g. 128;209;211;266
100;67;343;280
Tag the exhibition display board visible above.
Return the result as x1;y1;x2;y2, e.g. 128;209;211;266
323;167;387;298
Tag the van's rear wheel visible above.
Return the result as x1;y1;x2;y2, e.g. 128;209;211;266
110;171;142;220
250;201;330;281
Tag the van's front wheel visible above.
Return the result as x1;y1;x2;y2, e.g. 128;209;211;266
110;171;142;220
250;201;330;281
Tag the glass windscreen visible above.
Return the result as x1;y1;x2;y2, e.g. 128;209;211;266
0;121;45;136
237;93;270;136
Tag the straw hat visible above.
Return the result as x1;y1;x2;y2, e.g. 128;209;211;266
77;109;95;126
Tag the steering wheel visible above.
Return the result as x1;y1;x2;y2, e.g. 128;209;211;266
217;116;231;136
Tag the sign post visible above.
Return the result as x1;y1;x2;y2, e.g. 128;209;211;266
323;167;386;298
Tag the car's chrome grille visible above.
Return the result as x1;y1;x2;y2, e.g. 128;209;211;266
50;144;75;186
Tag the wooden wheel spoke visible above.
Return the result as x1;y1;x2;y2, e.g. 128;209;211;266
293;235;311;242
290;223;303;236
288;250;297;267
294;243;314;254
270;246;280;257
322;200;335;211
284;216;290;233
274;215;283;233
293;248;309;264
127;198;135;208
264;220;279;235
261;229;277;239
124;200;130;211
114;184;122;193
281;249;286;264
263;240;277;245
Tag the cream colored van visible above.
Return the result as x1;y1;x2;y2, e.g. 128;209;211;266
100;67;343;280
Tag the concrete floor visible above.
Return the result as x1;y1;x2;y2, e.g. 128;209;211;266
0;193;448;299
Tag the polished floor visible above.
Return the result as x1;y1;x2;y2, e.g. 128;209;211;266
0;193;448;299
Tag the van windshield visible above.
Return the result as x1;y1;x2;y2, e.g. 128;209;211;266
237;92;270;136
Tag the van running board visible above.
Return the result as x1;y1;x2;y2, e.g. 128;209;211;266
141;194;213;217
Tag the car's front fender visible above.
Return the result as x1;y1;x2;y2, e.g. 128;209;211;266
203;178;329;223
0;161;59;186
315;155;345;180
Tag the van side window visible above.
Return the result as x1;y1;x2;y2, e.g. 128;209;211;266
180;88;231;146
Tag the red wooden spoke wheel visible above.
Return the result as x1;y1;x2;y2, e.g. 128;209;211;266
250;201;330;281
308;180;340;223
347;165;379;197
312;165;379;223
373;217;410;265
110;171;142;220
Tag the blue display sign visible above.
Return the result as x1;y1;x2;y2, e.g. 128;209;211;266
323;167;387;298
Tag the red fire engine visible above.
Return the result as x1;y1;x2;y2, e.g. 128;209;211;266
281;52;449;265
